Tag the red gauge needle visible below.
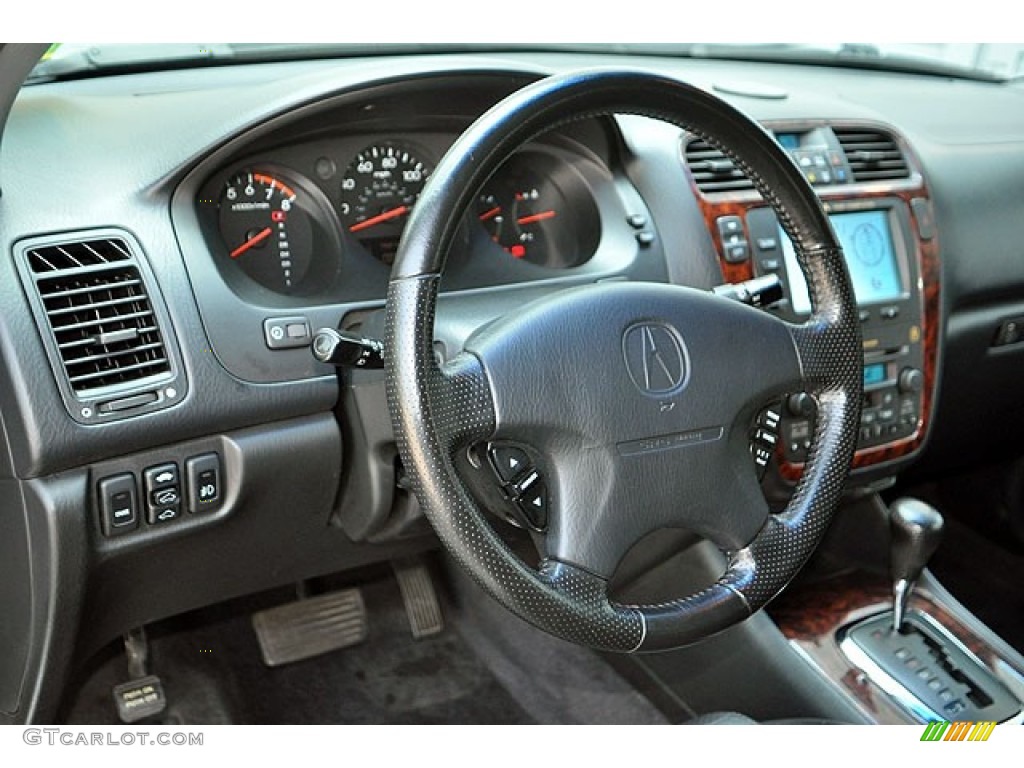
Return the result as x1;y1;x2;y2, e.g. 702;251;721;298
349;205;409;233
230;227;272;259
478;206;502;221
516;210;556;226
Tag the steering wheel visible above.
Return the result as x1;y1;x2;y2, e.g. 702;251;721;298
384;69;862;652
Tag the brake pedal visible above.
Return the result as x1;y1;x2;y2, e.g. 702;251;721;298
393;557;444;639
252;588;367;667
112;628;167;723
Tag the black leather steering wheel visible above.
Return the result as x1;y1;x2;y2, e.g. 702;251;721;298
385;69;862;652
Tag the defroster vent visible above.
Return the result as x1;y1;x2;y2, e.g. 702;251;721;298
18;232;185;423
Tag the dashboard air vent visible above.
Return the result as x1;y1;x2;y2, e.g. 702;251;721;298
16;231;185;424
834;128;910;182
26;238;171;393
684;138;755;193
27;237;131;273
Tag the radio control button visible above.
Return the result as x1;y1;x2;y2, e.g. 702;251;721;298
876;389;897;407
899;367;924;394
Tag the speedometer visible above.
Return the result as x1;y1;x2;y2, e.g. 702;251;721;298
339;142;431;263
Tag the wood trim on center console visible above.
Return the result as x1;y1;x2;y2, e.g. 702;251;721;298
770;571;1024;723
683;121;940;475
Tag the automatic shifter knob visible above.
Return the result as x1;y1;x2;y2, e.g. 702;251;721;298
890;497;944;632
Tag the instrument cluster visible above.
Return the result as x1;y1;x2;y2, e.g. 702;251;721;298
196;134;602;300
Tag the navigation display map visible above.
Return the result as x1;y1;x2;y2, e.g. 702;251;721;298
781;209;903;315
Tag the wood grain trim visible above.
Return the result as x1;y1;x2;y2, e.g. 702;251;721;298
770;572;1024;723
684;129;939;473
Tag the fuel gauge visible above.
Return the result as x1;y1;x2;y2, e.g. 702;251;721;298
475;151;599;269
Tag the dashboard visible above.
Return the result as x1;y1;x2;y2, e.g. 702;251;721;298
172;77;664;384
3;49;1024;724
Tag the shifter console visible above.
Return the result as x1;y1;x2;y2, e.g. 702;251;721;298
838;495;1021;723
841;612;1020;723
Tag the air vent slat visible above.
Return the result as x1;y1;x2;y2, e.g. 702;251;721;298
39;277;143;300
68;358;169;386
64;342;165;369
23;237;171;395
835;127;910;182
684;138;755;194
45;293;147;317
49;309;154;333
27;238;130;273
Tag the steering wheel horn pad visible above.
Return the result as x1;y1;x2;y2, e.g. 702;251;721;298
465;281;804;577
385;69;862;652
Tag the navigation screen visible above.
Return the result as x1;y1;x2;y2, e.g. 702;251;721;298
781;210;903;314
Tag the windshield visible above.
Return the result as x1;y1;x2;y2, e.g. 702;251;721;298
28;43;1024;83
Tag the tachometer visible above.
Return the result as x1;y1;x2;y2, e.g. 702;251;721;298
217;169;336;294
339;142;431;263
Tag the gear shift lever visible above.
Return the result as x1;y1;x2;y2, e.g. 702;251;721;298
890;497;944;633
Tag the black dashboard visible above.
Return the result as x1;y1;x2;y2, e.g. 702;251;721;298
171;75;664;384
2;49;1024;724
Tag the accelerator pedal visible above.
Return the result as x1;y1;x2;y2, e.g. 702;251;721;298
252;588;367;667
393;557;444;639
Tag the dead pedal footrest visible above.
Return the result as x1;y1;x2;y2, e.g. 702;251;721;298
393;558;444;639
252;588;367;667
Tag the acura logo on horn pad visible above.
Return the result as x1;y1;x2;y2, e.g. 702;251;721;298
621;322;690;396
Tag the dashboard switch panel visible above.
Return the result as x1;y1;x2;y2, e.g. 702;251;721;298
144;462;182;525
264;316;311;350
186;453;223;514
98;473;139;536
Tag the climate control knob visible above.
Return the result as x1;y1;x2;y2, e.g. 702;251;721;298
898;367;924;394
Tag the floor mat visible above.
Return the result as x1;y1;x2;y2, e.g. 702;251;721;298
446;565;669;724
64;574;532;725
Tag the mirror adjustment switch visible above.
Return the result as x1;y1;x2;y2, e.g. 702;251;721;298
186;453;222;514
98;473;139;536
